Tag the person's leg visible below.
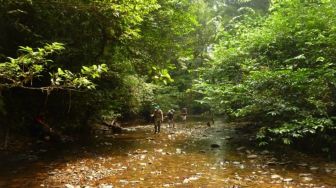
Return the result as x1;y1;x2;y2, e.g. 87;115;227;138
158;121;161;133
168;119;172;128
154;120;158;133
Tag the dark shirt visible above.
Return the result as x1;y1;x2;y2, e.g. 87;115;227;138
167;111;174;120
181;108;187;115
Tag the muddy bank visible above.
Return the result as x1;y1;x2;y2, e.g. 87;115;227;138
0;120;336;187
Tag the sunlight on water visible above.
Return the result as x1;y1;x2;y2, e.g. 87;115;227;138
1;120;336;187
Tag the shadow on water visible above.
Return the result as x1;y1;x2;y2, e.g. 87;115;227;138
0;117;336;187
0;126;152;187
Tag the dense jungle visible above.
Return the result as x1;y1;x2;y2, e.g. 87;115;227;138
0;0;336;187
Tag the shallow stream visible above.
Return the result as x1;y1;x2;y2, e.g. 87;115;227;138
0;119;336;187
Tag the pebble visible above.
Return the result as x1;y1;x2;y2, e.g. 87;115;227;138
260;150;270;155
232;161;241;165
236;146;245;151
283;178;293;182
48;171;57;175
189;176;200;181
247;154;258;159
299;173;312;177
301;177;313;182
266;161;277;165
64;184;74;188
325;168;333;173
183;178;190;184
298;163;308;167
119;180;129;184
99;185;113;188
271;174;282;179
309;166;319;171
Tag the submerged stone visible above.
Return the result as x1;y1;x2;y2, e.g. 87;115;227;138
64;184;74;188
211;144;220;148
247;154;258;159
271;174;282;179
283;178;293;182
236;146;245;151
301;177;313;182
233;161;241;165
309;166;319;171
299;173;312;177
297;163;308;167
99;185;113;188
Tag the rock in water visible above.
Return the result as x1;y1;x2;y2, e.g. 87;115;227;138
236;146;245;151
232;161;241;165
283;178;293;182
211;144;220;148
64;184;75;188
247;154;258;159
309;166;319;171
299;173;312;177
301;177;313;182
271;174;282;179
183;178;190;184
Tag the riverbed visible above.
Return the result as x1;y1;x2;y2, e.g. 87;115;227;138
0;120;336;187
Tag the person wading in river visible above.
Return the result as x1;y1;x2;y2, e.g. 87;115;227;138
181;107;188;122
167;109;175;129
152;106;163;133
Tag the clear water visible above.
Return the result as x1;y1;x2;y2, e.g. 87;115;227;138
0;120;336;187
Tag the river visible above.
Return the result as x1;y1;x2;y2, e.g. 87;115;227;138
0;119;336;187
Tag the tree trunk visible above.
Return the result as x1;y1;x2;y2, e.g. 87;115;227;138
3;127;9;150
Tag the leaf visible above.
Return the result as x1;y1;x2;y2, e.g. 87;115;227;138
57;68;65;75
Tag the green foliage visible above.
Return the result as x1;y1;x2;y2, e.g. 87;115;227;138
0;0;282;138
0;42;65;88
197;0;336;146
0;43;107;90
